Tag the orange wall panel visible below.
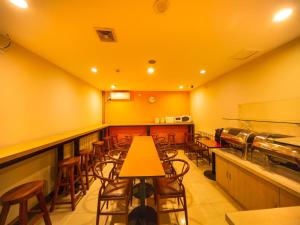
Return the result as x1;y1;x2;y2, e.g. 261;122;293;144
105;91;190;124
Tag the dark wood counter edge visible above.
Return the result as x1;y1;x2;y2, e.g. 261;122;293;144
0;123;194;169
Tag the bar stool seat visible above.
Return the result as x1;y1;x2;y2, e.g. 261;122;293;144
0;180;52;225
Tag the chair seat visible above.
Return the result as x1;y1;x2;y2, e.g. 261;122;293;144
157;178;182;196
190;144;201;151
59;157;80;167
102;180;130;198
93;141;104;146
80;149;92;155
1;181;44;204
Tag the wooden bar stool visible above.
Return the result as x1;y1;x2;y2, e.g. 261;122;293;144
0;180;52;225
92;141;105;162
50;157;86;212
80;149;95;190
168;132;177;149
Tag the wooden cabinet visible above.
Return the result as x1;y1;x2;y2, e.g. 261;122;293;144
216;155;229;190
216;155;279;210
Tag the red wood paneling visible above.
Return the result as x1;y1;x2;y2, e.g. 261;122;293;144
150;125;189;144
109;126;148;139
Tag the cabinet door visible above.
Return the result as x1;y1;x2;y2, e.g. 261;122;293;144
216;156;229;191
279;189;300;207
229;163;279;210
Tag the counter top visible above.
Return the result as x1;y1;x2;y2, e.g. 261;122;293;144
0;124;108;165
108;122;194;126
273;137;300;148
226;206;300;225
212;149;300;198
0;122;194;166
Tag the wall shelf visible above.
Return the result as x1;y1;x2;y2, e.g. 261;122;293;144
222;118;300;125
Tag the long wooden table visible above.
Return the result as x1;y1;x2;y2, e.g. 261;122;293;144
119;136;165;225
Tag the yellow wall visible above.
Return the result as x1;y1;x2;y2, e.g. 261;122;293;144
0;43;102;148
105;91;190;124
190;37;300;136
0;43;102;223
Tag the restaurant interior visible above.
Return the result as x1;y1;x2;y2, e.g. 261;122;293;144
0;1;300;225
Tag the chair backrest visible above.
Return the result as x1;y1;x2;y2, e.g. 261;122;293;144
93;161;121;186
159;148;178;161
185;133;201;143
107;149;128;163
167;159;190;185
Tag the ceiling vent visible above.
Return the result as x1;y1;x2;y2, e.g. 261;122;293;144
95;28;116;42
232;49;260;60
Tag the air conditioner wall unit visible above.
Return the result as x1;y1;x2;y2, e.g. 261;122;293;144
109;91;131;100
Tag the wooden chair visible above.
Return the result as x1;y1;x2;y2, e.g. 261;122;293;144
155;159;190;225
111;135;132;150
184;133;200;156
107;149;128;179
93;161;132;225
158;148;178;176
0;180;52;225
50;157;86;212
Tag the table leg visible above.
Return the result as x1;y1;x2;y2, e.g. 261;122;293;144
128;177;157;225
203;152;216;181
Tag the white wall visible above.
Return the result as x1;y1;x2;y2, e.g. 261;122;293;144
0;43;102;223
190;37;300;136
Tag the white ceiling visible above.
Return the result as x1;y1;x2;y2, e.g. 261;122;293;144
1;0;300;91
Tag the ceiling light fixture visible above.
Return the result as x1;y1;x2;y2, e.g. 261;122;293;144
91;67;98;73
200;69;206;75
111;84;116;89
179;85;184;89
9;0;28;9
273;8;293;23
147;67;155;75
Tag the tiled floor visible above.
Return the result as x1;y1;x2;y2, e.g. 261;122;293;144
42;151;241;225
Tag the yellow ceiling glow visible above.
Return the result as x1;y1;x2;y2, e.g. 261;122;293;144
147;67;155;75
200;69;206;75
111;84;116;89
91;67;98;73
273;8;293;23
179;85;184;89
9;0;28;9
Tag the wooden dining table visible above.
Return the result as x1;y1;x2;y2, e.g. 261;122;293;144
119;136;165;225
198;139;222;181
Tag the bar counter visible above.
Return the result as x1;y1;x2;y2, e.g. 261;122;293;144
0;122;194;168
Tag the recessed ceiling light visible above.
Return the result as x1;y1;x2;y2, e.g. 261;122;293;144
111;84;116;89
273;8;293;23
147;67;155;75
9;0;28;9
179;85;184;89
200;69;206;75
91;67;98;73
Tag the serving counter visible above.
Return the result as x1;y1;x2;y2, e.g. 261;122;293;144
226;206;300;225
212;149;300;210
